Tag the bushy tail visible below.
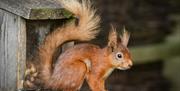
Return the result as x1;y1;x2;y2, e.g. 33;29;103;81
38;0;100;84
60;0;100;40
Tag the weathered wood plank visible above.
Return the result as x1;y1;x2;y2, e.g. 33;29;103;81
0;0;72;20
0;9;26;91
16;15;26;90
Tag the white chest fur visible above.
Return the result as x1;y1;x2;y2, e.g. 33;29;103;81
103;68;114;79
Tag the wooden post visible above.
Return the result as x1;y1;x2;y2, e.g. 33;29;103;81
0;0;73;90
0;9;26;91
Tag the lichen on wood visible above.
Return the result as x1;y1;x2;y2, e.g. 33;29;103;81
29;8;73;20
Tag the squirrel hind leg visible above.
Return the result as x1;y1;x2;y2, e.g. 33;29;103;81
48;60;87;90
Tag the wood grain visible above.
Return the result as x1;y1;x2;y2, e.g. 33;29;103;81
0;9;26;91
0;0;72;20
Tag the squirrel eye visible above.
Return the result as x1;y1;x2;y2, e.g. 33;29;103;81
116;52;123;60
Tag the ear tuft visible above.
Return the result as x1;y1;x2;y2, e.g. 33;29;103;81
120;26;130;46
108;25;117;51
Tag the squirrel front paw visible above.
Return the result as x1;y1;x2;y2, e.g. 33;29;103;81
24;64;38;89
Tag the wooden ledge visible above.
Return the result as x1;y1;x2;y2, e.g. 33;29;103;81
0;0;73;20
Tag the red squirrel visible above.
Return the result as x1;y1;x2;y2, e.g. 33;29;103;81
24;0;132;91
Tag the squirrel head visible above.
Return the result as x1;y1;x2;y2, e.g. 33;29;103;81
107;25;132;70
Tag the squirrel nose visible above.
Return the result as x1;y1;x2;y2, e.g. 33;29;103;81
128;61;133;68
128;64;132;68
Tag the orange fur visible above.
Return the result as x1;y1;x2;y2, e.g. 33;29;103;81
25;0;132;91
38;28;132;91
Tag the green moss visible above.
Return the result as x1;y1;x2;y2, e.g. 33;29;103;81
62;9;73;18
29;8;73;20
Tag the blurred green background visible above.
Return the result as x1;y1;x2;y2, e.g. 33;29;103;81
81;0;180;91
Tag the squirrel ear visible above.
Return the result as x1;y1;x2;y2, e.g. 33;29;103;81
108;25;117;51
120;26;130;46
